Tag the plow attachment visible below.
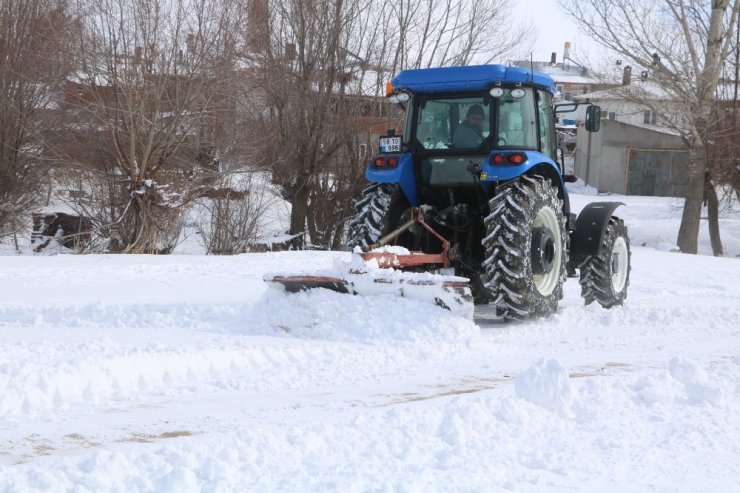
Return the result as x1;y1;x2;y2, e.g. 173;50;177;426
266;208;474;319
269;269;473;319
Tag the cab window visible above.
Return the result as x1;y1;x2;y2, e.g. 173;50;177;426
415;97;490;150
496;88;537;148
537;89;556;158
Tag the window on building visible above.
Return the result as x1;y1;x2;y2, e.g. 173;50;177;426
643;110;657;125
608;112;616;120
564;91;572;101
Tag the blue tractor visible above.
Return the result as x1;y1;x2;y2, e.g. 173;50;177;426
346;64;631;320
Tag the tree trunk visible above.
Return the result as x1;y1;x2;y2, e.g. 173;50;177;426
705;174;724;256
289;184;310;248
306;188;321;247
677;146;707;254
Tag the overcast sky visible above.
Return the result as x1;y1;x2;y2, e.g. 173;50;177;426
513;0;598;64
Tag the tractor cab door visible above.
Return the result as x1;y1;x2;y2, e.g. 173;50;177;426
494;87;538;150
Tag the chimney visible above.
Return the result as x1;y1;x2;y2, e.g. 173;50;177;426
622;66;632;85
563;42;571;61
550;52;557;65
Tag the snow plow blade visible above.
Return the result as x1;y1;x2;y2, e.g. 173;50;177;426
267;210;474;319
271;276;350;294
268;270;474;319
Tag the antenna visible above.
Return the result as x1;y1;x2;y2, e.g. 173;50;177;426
530;52;534;82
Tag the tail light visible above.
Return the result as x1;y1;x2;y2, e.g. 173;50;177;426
507;153;525;165
374;156;399;169
490;153;526;166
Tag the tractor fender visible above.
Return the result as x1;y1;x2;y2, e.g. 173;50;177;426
481;151;563;185
365;153;418;206
569;202;625;256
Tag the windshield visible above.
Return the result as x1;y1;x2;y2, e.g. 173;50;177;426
410;89;539;152
414;96;490;150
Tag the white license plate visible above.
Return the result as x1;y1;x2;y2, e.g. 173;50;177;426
379;136;401;153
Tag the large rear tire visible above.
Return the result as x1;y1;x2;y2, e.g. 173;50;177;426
346;183;407;250
579;217;630;307
482;174;567;320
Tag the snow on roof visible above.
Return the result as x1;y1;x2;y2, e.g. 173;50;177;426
508;60;597;85
575;81;673;102
579;80;740;103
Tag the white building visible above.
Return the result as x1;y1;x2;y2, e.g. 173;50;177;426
571;81;690;196
510;42;600;124
574;81;684;134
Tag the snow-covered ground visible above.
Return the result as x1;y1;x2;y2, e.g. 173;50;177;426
0;189;739;492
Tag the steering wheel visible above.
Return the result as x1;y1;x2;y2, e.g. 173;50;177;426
497;136;507;146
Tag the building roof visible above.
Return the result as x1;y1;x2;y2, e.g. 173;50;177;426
575;82;673;102
509;60;597;86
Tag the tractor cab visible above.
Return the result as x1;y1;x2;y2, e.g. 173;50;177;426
370;65;570;209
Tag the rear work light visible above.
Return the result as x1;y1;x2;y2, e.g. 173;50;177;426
387;157;398;168
374;157;387;168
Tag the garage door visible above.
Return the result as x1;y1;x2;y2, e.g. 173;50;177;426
627;149;689;197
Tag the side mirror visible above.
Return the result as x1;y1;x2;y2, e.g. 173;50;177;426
585;105;601;132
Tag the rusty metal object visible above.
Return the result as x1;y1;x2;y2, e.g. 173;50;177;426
365;207;451;269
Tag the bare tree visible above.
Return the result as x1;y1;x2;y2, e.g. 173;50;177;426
705;75;740;256
382;0;529;71
0;0;73;247
60;0;249;253
257;0;527;248
560;0;740;255
194;172;274;254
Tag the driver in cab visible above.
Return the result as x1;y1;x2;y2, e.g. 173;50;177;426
453;104;485;148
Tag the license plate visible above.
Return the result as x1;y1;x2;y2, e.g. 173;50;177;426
379;136;401;153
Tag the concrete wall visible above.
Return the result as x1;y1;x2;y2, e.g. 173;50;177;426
574;120;686;195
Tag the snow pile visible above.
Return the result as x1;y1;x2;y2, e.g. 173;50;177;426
668;357;724;406
514;358;573;416
255;284;479;347
368;245;411;255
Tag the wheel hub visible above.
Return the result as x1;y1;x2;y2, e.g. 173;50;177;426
531;227;556;275
611;236;629;292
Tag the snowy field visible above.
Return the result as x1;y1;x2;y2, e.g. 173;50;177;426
0;189;739;492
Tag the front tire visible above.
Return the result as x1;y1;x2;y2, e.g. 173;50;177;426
579;217;631;308
482;174;567;320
